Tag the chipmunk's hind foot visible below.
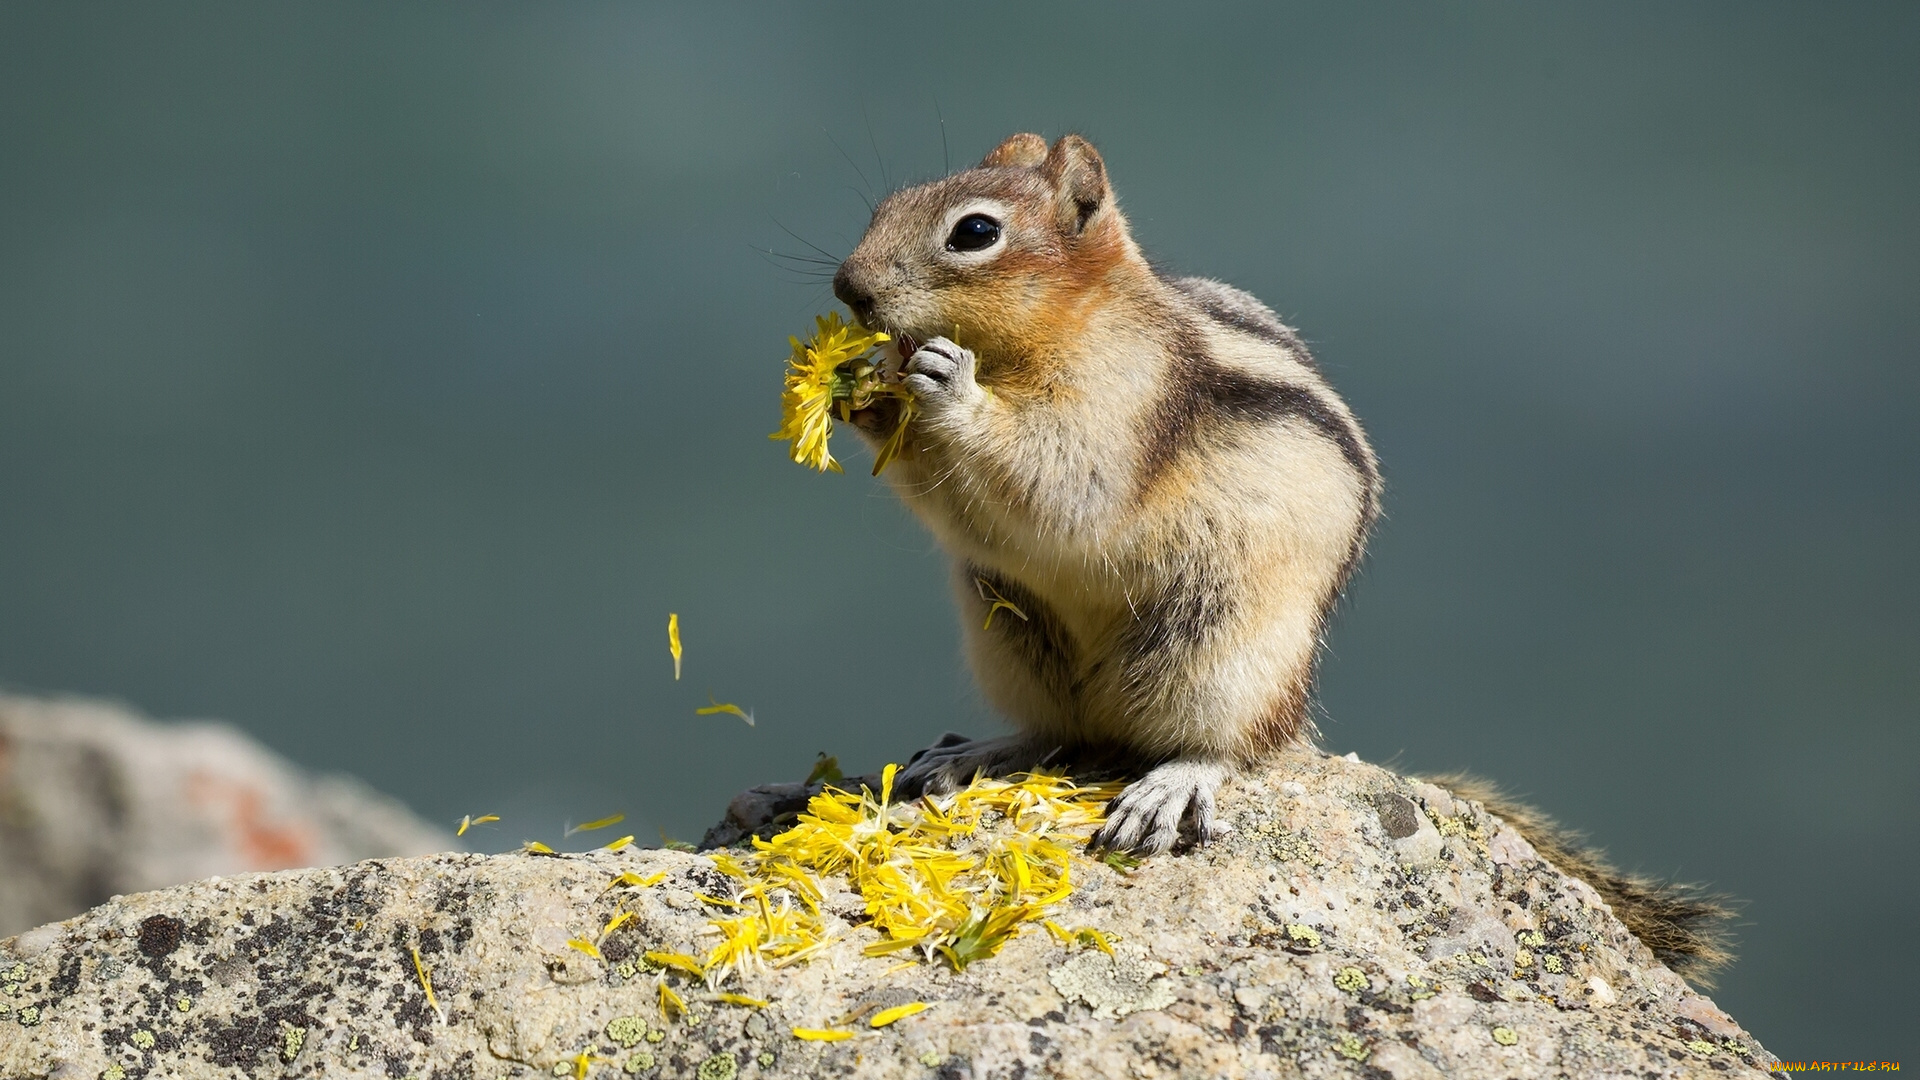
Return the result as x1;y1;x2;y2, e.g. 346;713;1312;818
1089;760;1233;857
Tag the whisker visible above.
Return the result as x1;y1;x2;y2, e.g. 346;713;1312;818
824;129;874;200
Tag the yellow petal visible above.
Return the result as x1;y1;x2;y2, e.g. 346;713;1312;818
659;981;688;1019
409;945;439;1012
601;834;635;852
791;1028;853;1042
455;813;499;837
567;937;602;960
695;698;755;726
645;950;706;977
522;841;555;855
714;993;769;1008
601;911;637;937
567;813;625;836
869;1001;929;1028
668;613;682;680
607;871;667;889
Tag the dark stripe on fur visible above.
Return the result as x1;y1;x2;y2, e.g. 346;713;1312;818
1177;287;1306;355
1423;773;1737;988
1139;320;1376;493
1115;562;1236;702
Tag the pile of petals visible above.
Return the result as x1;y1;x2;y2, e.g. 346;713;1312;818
698;764;1125;984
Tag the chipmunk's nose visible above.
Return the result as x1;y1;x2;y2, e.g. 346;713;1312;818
832;262;878;326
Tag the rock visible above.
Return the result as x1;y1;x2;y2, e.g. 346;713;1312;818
0;693;454;938
0;749;1777;1078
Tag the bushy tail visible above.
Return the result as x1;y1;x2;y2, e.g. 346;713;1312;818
1424;773;1737;987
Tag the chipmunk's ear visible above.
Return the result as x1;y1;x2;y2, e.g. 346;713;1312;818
1041;135;1110;236
979;132;1048;169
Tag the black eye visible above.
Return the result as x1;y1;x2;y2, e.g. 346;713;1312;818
946;213;1002;252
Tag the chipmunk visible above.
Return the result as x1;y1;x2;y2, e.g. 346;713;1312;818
828;132;1732;983
833;131;1378;855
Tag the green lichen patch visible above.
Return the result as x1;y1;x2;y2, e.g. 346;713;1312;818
1284;924;1321;949
103;1066;126;1080
1335;1034;1368;1061
607;1015;648;1048
696;1051;738;1080
1333;966;1369;994
1688;1040;1717;1057
131;1029;156;1050
281;1021;307;1062
623;1050;656;1073
19;1004;42;1026
1491;1026;1518;1046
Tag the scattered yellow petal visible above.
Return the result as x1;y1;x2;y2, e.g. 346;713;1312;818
659;981;688;1020
791;1027;853;1042
668;613;682;680
601;911;637;938
601;834;635;853
567;813;626;836
522;841;556;855
645;950;706;977
567;937;602;960
608;871;667;890
409;945;439;1012
696;697;755;727
456;813;499;837
713;993;769;1008
567;1051;609;1079
975;577;1030;630
869;1001;929;1028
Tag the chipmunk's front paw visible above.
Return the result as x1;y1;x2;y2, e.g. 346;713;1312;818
1090;760;1232;856
902;337;982;413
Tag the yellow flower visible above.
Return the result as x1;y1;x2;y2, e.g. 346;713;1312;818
770;312;908;475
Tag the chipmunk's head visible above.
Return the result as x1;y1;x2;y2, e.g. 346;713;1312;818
833;133;1140;367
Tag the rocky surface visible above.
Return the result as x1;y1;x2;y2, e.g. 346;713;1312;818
0;749;1775;1079
0;694;453;938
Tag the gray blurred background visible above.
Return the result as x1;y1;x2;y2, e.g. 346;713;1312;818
2;1;1913;1057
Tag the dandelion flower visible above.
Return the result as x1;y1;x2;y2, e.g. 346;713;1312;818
771;312;913;475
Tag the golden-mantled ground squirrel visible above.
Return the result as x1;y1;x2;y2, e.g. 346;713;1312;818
833;132;1379;855
827;131;1732;981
